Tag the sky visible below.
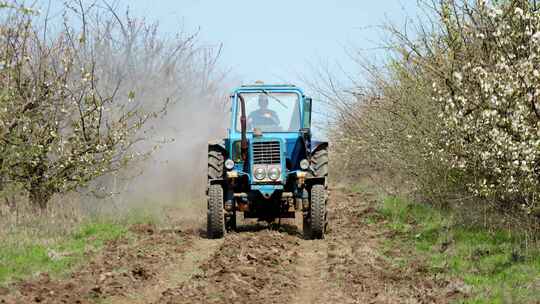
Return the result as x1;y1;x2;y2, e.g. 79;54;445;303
120;0;419;85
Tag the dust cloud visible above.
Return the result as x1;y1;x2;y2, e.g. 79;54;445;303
68;10;237;221
120;89;229;211
93;75;235;224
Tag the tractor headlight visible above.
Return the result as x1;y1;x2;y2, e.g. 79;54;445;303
254;166;266;180
225;159;235;170
300;159;310;170
268;167;281;181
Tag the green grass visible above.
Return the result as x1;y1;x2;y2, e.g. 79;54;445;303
377;196;540;303
0;198;177;286
0;221;127;284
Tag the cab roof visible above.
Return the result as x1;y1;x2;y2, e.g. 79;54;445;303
232;83;304;95
241;83;295;88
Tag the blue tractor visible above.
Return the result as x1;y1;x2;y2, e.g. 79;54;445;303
207;83;329;239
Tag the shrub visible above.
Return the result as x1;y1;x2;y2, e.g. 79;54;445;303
329;0;540;221
431;1;540;216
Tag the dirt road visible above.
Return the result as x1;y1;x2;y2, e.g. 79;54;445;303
0;187;464;304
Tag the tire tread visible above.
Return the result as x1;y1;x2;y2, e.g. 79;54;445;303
312;148;329;178
207;184;225;239
208;150;224;180
310;184;326;239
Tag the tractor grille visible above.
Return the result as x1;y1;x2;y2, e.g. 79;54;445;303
252;141;281;164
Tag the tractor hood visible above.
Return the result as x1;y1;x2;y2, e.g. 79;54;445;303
249;136;287;183
247;136;287;199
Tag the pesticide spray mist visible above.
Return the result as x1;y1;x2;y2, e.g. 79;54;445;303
117;90;229;223
68;9;236;225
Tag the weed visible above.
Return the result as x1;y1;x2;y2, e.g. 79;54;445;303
377;196;540;303
0;221;127;284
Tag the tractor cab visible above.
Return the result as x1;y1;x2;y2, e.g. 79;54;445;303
207;84;328;240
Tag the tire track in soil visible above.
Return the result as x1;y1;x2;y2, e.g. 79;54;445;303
291;239;329;304
156;228;301;304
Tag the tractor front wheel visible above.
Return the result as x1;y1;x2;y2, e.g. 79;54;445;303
308;184;326;239
207;184;225;239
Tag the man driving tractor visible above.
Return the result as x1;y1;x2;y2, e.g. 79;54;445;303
247;94;280;129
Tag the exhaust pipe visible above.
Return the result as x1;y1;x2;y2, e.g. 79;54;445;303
238;94;248;162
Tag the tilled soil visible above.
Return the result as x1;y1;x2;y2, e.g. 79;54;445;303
319;189;465;304
0;224;198;304
158;230;301;304
0;187;466;303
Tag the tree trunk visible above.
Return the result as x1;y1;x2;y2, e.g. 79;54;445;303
29;187;51;213
4;196;16;213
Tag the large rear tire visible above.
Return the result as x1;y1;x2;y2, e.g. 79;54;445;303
312;147;328;179
208;149;224;181
207;184;225;239
309;184;326;239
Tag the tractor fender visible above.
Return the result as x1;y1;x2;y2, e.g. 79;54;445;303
306;176;326;186
209;178;226;187
208;139;228;157
309;141;329;188
311;141;328;155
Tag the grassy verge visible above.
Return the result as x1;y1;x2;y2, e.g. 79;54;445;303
0;196;198;286
0;221;128;285
372;194;540;303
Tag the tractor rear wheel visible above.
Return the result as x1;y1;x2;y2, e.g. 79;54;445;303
312;147;328;178
208;149;224;181
309;184;326;239
207;184;225;239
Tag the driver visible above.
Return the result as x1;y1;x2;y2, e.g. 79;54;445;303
247;94;280;129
